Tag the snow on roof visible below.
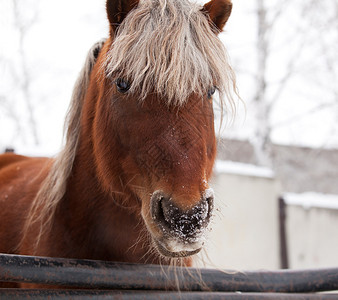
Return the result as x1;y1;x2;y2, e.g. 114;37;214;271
283;192;338;210
4;145;58;158
214;160;275;179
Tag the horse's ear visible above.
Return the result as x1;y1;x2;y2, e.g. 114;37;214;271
203;0;232;34
106;0;139;34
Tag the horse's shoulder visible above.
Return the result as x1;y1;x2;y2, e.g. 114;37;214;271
0;153;29;170
0;153;51;182
0;154;51;254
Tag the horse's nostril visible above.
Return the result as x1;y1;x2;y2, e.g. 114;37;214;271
151;191;173;230
203;188;214;220
157;196;165;222
150;192;166;223
206;197;213;218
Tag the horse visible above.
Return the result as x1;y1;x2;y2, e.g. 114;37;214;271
0;0;236;288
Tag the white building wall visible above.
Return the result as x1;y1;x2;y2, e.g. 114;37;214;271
195;161;281;270
285;196;338;269
195;161;338;271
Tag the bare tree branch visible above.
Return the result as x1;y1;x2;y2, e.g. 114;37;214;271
272;102;338;129
12;0;39;145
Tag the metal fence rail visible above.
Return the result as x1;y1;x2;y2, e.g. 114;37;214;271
0;254;337;299
1;290;338;300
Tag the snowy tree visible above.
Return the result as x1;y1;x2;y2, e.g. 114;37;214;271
0;0;40;148
301;0;338;145
237;0;338;167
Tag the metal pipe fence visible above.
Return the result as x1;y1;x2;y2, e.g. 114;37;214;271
1;290;338;300
0;253;337;299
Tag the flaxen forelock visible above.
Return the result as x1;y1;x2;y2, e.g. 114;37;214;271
105;0;237;109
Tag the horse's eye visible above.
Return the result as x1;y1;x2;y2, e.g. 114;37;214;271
116;78;131;93
207;87;216;99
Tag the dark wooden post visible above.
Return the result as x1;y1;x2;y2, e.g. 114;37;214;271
279;196;289;269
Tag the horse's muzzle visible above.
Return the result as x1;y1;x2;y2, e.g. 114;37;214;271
150;189;214;257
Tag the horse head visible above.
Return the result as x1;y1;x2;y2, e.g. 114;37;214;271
91;0;234;258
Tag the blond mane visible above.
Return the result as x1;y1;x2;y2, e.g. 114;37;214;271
22;40;106;247
106;0;237;109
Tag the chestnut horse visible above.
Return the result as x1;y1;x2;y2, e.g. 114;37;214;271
0;0;235;288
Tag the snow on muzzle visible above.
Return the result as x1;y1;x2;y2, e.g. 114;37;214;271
150;189;214;257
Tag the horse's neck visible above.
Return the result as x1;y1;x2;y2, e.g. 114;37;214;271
53;142;141;261
52;93;156;262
